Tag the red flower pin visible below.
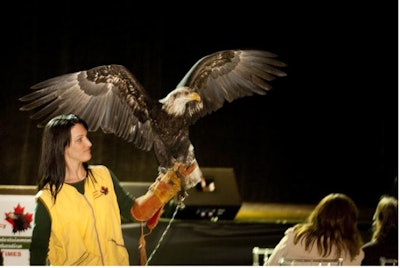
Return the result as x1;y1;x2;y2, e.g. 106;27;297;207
100;186;108;195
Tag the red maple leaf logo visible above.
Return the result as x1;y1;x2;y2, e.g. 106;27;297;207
5;203;33;234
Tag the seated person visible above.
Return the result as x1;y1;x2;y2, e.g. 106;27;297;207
361;195;398;265
266;193;364;265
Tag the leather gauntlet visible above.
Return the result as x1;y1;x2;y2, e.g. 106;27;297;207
130;162;195;228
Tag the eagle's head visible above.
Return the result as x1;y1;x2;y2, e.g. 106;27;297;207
159;87;202;116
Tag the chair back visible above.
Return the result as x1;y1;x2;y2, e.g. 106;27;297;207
252;247;274;266
279;257;343;266
380;257;398;266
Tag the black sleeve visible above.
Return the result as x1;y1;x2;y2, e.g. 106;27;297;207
29;199;51;265
109;169;136;222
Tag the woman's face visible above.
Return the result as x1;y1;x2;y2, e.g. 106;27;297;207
65;123;92;164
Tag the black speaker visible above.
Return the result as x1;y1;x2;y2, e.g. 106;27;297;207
164;167;242;220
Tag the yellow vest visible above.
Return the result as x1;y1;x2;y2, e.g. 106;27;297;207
37;165;129;266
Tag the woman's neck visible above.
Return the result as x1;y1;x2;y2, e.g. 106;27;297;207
65;165;87;183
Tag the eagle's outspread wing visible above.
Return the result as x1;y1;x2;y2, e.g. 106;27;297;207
176;49;287;122
19;65;155;151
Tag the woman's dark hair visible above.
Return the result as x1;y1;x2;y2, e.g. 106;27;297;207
38;114;91;202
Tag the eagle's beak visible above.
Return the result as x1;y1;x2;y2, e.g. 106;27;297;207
188;92;201;102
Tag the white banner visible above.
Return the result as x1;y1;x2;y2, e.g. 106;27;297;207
0;195;36;266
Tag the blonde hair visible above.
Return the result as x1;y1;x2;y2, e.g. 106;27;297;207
371;195;398;242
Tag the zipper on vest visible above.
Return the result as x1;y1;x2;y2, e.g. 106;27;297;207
83;195;105;265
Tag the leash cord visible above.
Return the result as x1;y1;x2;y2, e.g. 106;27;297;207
145;200;184;266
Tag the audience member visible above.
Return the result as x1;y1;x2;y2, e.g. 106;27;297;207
266;193;364;265
361;195;398;265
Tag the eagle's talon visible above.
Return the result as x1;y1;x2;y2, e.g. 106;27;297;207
158;166;167;175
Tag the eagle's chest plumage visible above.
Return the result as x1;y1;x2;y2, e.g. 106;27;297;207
152;109;188;143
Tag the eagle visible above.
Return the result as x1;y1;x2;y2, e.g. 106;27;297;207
19;49;287;190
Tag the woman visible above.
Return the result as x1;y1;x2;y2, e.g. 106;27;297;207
361;195;398;265
266;193;364;265
29;114;189;265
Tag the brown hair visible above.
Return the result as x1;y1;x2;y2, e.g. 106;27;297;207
293;193;363;260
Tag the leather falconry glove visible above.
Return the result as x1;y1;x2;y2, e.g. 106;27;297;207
130;161;196;229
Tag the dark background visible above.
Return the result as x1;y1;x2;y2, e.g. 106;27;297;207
0;1;397;208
